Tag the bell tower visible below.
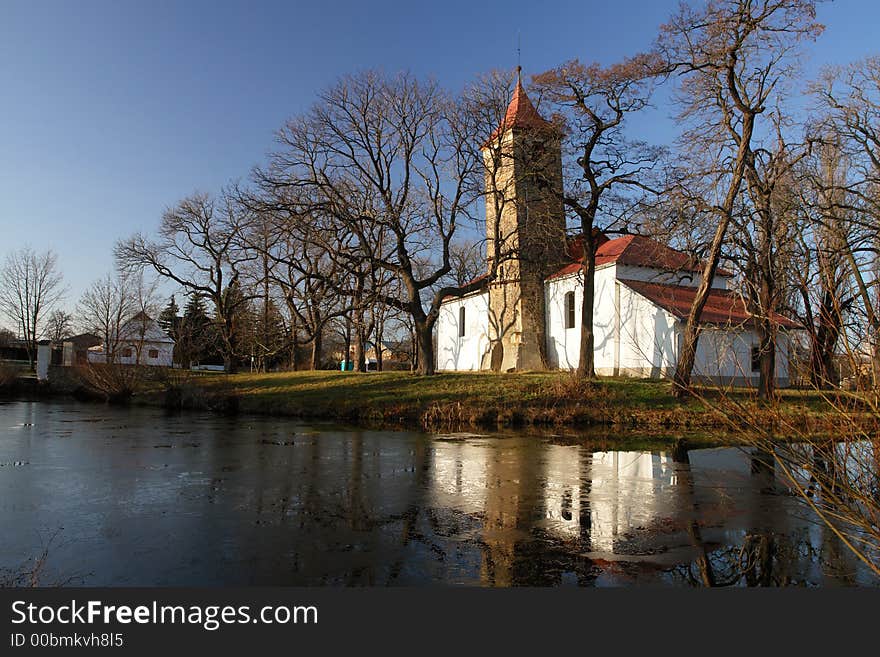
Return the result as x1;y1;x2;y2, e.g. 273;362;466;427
482;68;567;371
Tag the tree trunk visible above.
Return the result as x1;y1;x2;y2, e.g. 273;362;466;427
673;217;728;398
872;339;880;393
577;234;597;379
375;320;384;372
809;290;842;389
27;342;35;371
343;320;352;372
290;316;299;371
674;112;754;399
757;318;776;401
221;314;237;374
355;328;367;372
757;275;776;401
415;319;435;376
310;332;322;371
409;320;418;372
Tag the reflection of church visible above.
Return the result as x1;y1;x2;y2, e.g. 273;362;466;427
430;439;676;585
543;449;676;553
435;76;797;385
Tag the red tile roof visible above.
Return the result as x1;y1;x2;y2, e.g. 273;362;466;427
564;230;610;261
546;261;586;281
596;235;713;272
547;234;734;280
486;79;553;142
440;272;490;302
620;279;801;329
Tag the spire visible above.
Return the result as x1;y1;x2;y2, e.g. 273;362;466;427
486;69;552;144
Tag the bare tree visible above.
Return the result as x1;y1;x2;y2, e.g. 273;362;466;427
814;57;880;386
533;55;664;378
77;271;139;363
237;194;352;371
256;71;511;375
445;240;485;287
0;247;66;369
45;309;74;343
729;114;810;399
789;135;854;388
115;191;257;372
660;0;823;397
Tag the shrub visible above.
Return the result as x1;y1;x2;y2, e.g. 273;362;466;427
0;363;20;390
74;363;147;402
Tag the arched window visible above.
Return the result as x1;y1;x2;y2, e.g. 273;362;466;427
459;306;466;337
564;291;576;329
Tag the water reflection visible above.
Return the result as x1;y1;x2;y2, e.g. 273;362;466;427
0;400;873;586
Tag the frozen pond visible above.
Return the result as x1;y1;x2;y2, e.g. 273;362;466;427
0;399;874;586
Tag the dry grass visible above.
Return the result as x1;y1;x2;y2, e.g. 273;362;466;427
131;369;855;434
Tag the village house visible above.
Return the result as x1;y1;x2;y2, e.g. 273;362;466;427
435;77;798;386
87;312;175;367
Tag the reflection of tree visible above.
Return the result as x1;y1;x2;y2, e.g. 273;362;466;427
671;445;780;587
386;440;439;585
673;446;716;586
669;446;859;587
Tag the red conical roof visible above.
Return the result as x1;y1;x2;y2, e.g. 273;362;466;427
486;75;552;143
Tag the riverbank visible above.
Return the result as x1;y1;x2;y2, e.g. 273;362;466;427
123;369;870;437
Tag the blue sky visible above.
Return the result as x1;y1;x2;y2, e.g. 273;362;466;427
1;0;877;313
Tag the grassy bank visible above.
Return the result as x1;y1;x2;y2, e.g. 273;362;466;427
132;369;866;437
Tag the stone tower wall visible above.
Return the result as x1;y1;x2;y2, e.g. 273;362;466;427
483;125;567;371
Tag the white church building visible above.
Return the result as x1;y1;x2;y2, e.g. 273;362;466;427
436;76;797;386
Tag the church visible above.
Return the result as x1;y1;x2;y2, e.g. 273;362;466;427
435;77;798;386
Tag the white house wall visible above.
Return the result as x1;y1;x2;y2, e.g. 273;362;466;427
691;326;790;386
436;292;490;371
545;268;616;370
546;267;680;377
613;264;730;290
614;282;679;378
87;341;174;367
436;265;792;387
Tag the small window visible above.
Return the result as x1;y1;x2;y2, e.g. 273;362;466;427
148;349;159;359
564;291;576;329
750;346;760;373
459;307;466;337
122;348;133;358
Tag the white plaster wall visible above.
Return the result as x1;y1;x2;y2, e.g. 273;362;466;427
614;282;679;377
691;326;791;385
436;292;490;371
613;264;730;290
545;266;617;370
87;341;174;367
443;263;792;384
36;344;51;380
